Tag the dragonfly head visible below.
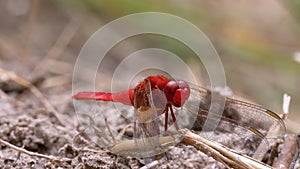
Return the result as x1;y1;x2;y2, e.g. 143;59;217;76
163;80;190;107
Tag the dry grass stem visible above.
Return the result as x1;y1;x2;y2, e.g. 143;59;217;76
33;20;78;73
43;59;74;75
116;124;131;140
40;75;69;88
104;116;116;142
82;113;112;146
0;137;71;162
272;134;298;169
0;67;65;125
140;160;159;169
20;0;40;66
180;129;273;169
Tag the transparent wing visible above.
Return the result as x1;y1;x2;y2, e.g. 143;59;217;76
178;83;286;157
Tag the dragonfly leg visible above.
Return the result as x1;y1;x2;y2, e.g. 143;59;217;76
164;106;169;131
133;120;137;138
169;104;179;130
164;152;170;160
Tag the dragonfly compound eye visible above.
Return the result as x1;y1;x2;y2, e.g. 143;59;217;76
164;80;190;107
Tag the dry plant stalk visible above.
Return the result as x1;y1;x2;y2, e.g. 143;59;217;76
20;0;40;65
180;129;273;169
33;20;78;73
0;67;65;125
81;113;115;146
272;134;298;169
0;137;71;162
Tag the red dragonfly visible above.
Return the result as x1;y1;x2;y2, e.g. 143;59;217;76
73;75;285;157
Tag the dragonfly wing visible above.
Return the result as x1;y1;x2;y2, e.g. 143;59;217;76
193;107;270;156
188;84;285;138
182;83;285;157
224;97;285;139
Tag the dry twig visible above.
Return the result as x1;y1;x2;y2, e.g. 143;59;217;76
272;134;298;169
139;160;159;169
0;137;71;162
33;20;77;73
180;129;273;169
0;67;65;125
289;134;300;169
20;0;40;66
104;116;116;142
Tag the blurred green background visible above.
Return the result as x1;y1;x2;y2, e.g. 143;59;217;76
0;0;299;132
